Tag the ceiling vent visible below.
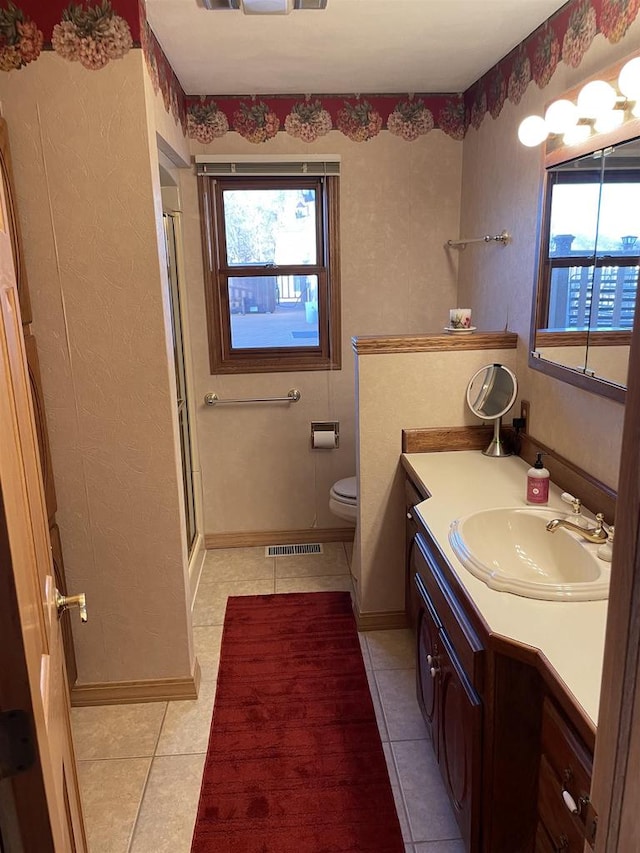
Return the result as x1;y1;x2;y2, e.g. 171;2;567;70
201;0;327;12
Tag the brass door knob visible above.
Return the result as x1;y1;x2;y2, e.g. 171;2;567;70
56;591;88;623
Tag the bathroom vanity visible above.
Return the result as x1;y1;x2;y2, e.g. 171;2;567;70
402;449;609;853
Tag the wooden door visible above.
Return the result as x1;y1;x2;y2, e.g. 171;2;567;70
437;631;482;853
0;119;78;686
416;600;439;745
0;133;86;851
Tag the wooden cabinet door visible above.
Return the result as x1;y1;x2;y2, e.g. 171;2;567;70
438;631;482;853
416;600;440;746
405;476;427;628
406;512;420;628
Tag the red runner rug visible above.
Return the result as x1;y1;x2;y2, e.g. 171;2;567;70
190;591;405;853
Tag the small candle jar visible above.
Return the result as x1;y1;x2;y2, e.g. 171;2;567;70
449;308;472;329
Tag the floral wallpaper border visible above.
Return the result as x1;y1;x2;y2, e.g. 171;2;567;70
464;0;639;130
140;1;187;131
184;94;466;143
0;0;139;70
1;0;639;141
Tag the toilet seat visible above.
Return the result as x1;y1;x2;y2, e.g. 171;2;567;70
329;476;357;523
331;476;357;504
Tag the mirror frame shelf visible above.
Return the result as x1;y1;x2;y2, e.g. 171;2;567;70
529;51;640;405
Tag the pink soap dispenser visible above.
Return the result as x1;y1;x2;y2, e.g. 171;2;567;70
526;452;549;505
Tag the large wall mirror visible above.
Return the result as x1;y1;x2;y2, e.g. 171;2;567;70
530;56;640;404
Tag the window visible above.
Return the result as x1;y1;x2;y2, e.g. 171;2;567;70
539;165;640;333
198;171;341;373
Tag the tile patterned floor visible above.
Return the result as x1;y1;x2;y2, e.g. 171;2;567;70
72;543;464;853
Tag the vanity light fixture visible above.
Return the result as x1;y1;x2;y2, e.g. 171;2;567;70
517;54;640;147
201;0;327;11
576;80;617;118
619;56;640;100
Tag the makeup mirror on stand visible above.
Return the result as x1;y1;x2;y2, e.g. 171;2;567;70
466;364;518;457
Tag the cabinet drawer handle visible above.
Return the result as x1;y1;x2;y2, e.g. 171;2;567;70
554;835;569;852
407;511;412;520
562;788;578;814
426;654;440;678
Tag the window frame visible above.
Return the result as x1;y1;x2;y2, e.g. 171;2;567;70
198;174;341;374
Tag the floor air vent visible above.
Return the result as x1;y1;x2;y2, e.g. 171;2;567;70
266;543;323;557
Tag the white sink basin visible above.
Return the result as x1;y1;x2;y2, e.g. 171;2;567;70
449;507;609;601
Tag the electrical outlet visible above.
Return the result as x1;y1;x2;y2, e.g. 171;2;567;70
520;400;530;434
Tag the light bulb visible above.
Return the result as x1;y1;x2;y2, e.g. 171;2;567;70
577;80;617;118
619;56;640;100
518;115;548;147
563;124;592;145
594;109;625;133
544;99;579;134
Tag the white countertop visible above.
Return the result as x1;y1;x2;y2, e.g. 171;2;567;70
402;450;608;727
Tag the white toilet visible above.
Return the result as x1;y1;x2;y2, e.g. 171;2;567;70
329;476;358;523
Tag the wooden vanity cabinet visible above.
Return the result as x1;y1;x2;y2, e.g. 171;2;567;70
405;473;596;853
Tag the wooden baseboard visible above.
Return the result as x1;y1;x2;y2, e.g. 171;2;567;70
204;527;355;549
71;658;201;707
355;609;408;631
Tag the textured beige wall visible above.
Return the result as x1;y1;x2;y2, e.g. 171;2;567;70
356;347;517;614
0;52;193;684
183;131;463;534
458;26;640;491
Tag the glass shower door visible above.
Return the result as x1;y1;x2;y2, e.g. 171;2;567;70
163;213;197;555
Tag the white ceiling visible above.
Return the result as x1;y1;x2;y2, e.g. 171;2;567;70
145;0;569;96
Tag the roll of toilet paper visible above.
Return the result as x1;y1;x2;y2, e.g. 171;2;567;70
312;430;337;449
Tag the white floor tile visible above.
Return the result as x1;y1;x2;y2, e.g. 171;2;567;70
200;547;275;582
375;668;428;741
366;667;389;742
129;753;206;853
275;541;350;578
275;573;353;593
71;703;166;760
392;740;461;843
192;577;274;626
155;680;216;756
77;757;150;853
192;625;223;683
366;628;416;670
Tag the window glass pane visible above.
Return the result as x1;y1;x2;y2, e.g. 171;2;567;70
596;183;640;255
549;183;600;257
589;264;638;329
548;266;594;329
222;188;317;266
228;274;319;349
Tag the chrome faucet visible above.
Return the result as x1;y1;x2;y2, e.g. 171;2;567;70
545;512;608;543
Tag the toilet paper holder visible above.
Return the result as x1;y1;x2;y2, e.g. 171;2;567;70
311;421;339;449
